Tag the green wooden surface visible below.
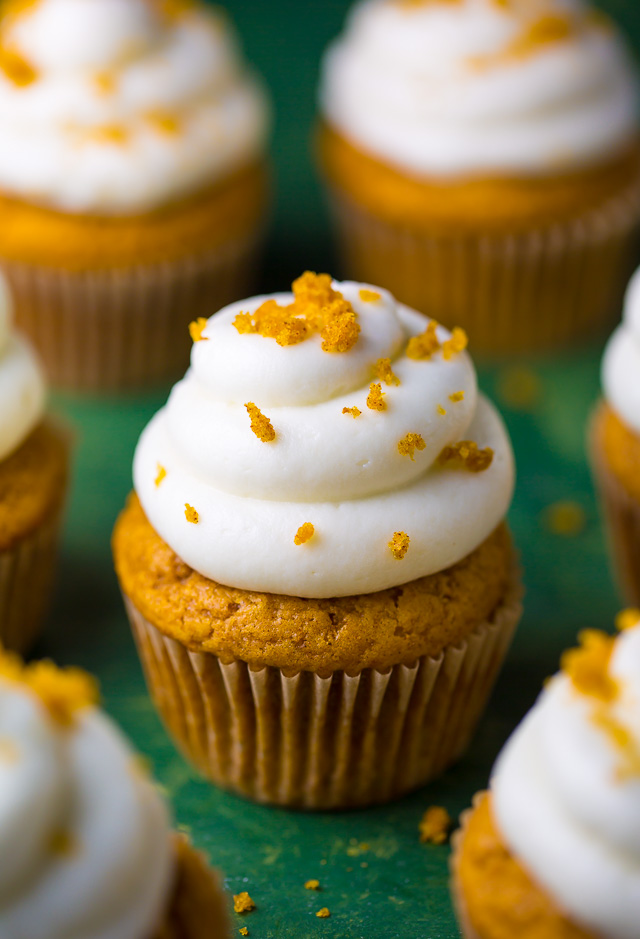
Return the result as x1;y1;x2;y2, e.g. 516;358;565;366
33;2;640;937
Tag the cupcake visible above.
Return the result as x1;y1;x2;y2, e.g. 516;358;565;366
113;272;522;809
591;267;640;606
452;611;640;939
0;649;230;938
0;0;270;391
0;276;68;653
318;0;640;355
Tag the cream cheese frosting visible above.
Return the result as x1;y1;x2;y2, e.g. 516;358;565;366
0;0;269;213
603;266;640;436
133;276;515;598
0;659;174;939
320;0;639;177
0;274;45;463
492;615;640;939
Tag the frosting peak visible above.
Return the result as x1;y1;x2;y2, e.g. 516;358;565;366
133;277;514;598
602;265;640;435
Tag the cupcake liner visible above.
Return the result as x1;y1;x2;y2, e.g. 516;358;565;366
0;508;65;654
326;176;640;355
123;565;521;810
449;796;486;939
2;228;262;392
590;407;640;607
156;834;230;939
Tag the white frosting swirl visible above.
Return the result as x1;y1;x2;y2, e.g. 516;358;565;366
492;618;640;939
603;266;640;436
0;0;269;213
133;281;514;598
320;0;639;177
0;275;45;463
0;677;174;939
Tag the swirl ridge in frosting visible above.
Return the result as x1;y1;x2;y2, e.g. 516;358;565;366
133;275;514;598
603;266;640;435
0;0;270;213
320;0;639;177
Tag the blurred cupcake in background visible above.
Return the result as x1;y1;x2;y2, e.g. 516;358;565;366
0;0;270;391
451;611;640;939
113;272;522;809
591;267;640;606
318;0;640;355
0;274;68;653
0;650;230;938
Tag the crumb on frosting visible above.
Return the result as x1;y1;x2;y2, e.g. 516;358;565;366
359;288;381;302
442;328;468;360
233;893;256;914
449;391;465;403
389;531;410;560
342;406;361;418
87;124;129;145
0;44;38;87
316;908;331;919
438;441;494;473
0;649;99;727
294;523;315;546
189;318;208;343
367;382;387;411
470;13;575;70
616;609;640;632
437;404;446;416
184;504;199;524
146;110;180;135
94;70;116;95
398;433;426;461
561;630;618;703
419;806;452;845
155;464;167;488
375;357;400;386
245;402;276;442
305;880;321;891
406;320;440;360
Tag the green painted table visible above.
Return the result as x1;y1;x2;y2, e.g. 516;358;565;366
37;2;640;937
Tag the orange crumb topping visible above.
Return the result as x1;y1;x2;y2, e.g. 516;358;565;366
442;327;468;360
359;288;381;302
342;406;361;418
233;892;256;914
158;0;196;19
544;501;586;537
389;531;410;560
449;391;465;403
305;880;321;891
245;402;276;442
438;441;494;473
374;357;400;386
49;828;77;857
406;320;440;360
87;124;129;146
189;317;208;342
0;650;99;727
616;609;640;632
398;433;426;461
419;806;452;845
239;929;249;938
471;14;575;70
146;110;180;135
294;523;315;546
233;272;361;353
367;382;387;412
184;504;199;525
316;908;331;919
437;404;446;416
0;44;37;87
94;70;116;95
561;630;617;703
155;465;167;488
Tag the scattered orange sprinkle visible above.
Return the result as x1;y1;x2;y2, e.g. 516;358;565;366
239;930;249;938
87;124;129;146
185;504;199;525
375;357;400;386
294;523;315;546
561;630;618;703
389;532;410;560
49;829;77;857
437;405;446;416
398;433;426;461
359;288;381;302
438;441;494;473
342;406;361;418
449;391;465;403
419;806;452;845
616;609;640;632
94;70;116;95
316;908;331;919
442;328;468;360
155;465;167;488
189;318;208;342
544;501;586;537
0;651;99;727
367;383;387;412
245;402;276;443
305;880;321;890
0;45;38;87
406;320;440;360
146;110;180;135
320;299;360;353
233;893;256;914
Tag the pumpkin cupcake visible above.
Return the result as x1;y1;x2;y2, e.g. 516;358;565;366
113;272;522;809
591;267;640;606
0;649;230;938
318;0;640;355
0;276;68;653
452;610;640;939
0;0;270;390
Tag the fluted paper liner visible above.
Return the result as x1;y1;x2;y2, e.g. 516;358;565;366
156;835;230;939
0;508;64;654
590;405;640;607
2;228;262;392
449;797;485;939
326;176;640;355
124;566;521;809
